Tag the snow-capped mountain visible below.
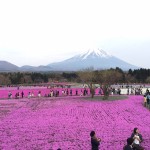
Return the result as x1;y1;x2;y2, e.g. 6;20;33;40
48;49;139;71
0;49;139;72
79;48;112;59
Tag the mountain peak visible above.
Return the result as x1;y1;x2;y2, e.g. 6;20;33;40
80;48;112;60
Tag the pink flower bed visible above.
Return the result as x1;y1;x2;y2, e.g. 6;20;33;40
0;96;149;150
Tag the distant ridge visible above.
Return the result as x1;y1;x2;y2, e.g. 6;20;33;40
20;65;52;72
0;61;52;72
0;49;139;72
0;61;19;72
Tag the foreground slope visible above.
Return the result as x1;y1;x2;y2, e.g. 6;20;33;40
0;96;149;150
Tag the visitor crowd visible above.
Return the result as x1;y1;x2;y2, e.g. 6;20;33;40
4;82;150;100
7;88;90;99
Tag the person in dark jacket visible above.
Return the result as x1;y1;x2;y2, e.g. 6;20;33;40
90;131;101;150
123;138;134;150
146;92;150;109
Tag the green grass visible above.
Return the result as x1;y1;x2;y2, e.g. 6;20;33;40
84;95;128;101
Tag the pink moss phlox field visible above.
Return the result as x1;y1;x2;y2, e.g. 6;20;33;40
0;95;150;150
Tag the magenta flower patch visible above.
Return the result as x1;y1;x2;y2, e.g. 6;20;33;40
0;95;149;150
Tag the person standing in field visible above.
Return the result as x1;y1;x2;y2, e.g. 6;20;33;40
21;91;24;98
31;91;34;98
146;92;150;109
90;131;101;150
76;89;78;96
131;128;143;150
66;89;69;96
70;89;72;96
38;91;41;98
28;92;31;99
8;91;12;99
62;89;64;96
143;95;147;107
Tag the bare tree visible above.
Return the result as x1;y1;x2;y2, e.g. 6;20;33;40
77;68;96;98
96;69;124;100
146;76;150;83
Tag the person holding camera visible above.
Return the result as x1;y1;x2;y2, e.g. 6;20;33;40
90;131;101;150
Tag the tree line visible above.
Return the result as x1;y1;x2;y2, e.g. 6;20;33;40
0;68;150;86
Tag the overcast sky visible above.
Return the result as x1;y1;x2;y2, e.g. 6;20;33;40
0;0;150;68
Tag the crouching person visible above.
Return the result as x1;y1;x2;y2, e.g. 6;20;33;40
123;138;134;150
